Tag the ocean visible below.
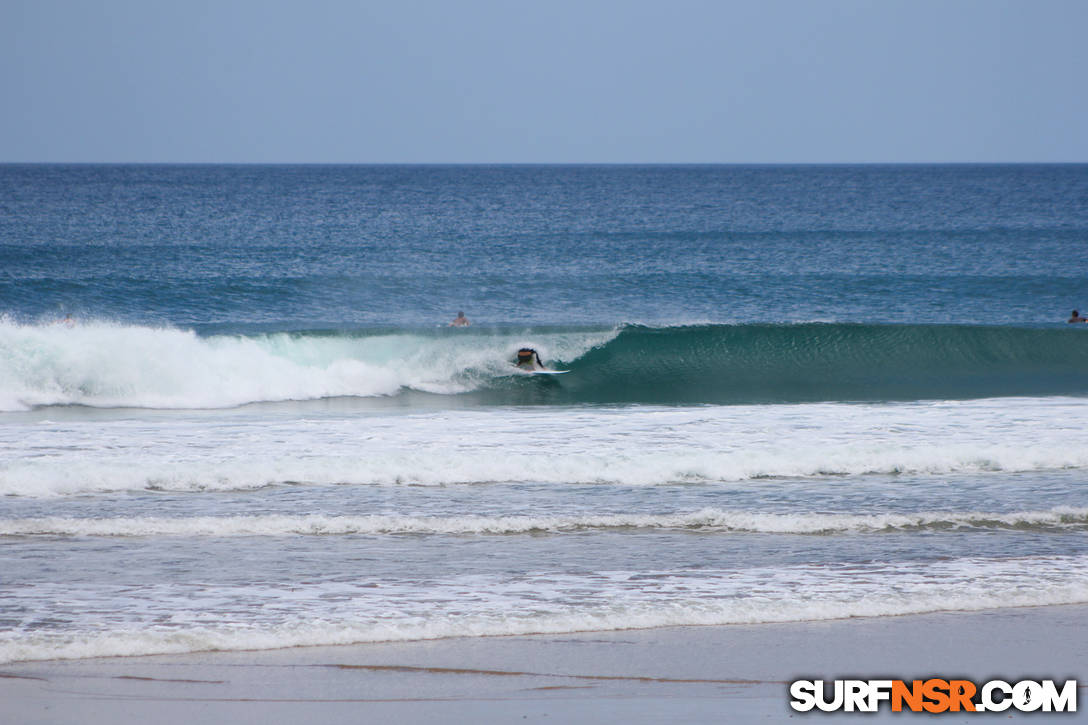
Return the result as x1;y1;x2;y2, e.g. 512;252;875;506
2;163;1088;664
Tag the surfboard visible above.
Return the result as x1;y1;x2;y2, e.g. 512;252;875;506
517;369;570;375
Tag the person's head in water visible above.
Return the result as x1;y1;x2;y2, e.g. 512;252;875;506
450;311;470;326
516;348;539;367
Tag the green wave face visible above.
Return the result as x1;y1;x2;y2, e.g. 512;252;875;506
520;323;1088;405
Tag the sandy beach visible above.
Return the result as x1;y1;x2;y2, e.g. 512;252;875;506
2;605;1084;724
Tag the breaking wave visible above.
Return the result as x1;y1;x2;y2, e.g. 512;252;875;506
4;319;1088;410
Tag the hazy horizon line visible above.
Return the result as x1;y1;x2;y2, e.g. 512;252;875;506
4;160;1087;167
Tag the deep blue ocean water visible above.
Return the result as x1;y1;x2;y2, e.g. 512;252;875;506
3;164;1087;329
2;164;1088;664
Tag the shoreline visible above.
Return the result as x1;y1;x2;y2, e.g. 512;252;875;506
3;604;1084;723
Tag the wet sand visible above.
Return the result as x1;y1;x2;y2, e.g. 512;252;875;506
2;605;1084;724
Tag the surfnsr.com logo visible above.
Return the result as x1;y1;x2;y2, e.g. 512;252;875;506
789;679;1077;713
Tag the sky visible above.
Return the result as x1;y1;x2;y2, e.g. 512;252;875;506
2;0;1086;163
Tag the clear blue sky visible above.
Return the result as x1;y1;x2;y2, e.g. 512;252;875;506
2;0;1086;163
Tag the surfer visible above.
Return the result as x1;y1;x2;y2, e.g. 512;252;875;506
1069;310;1087;323
515;347;545;370
450;311;470;327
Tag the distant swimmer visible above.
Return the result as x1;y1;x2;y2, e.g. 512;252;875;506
450;311;470;327
1069;310;1087;323
52;314;75;328
515;347;545;370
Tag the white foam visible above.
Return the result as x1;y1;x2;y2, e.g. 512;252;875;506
5;398;1088;496
3;507;1086;537
3;554;1086;664
0;319;618;411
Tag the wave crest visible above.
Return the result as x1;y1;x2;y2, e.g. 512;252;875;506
5;320;1088;410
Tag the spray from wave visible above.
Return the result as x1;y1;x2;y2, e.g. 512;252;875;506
0;319;616;411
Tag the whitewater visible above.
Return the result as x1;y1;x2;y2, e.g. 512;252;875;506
6;394;1088;497
0;318;619;410
5;379;1088;664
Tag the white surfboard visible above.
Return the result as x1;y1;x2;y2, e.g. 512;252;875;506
527;369;569;375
